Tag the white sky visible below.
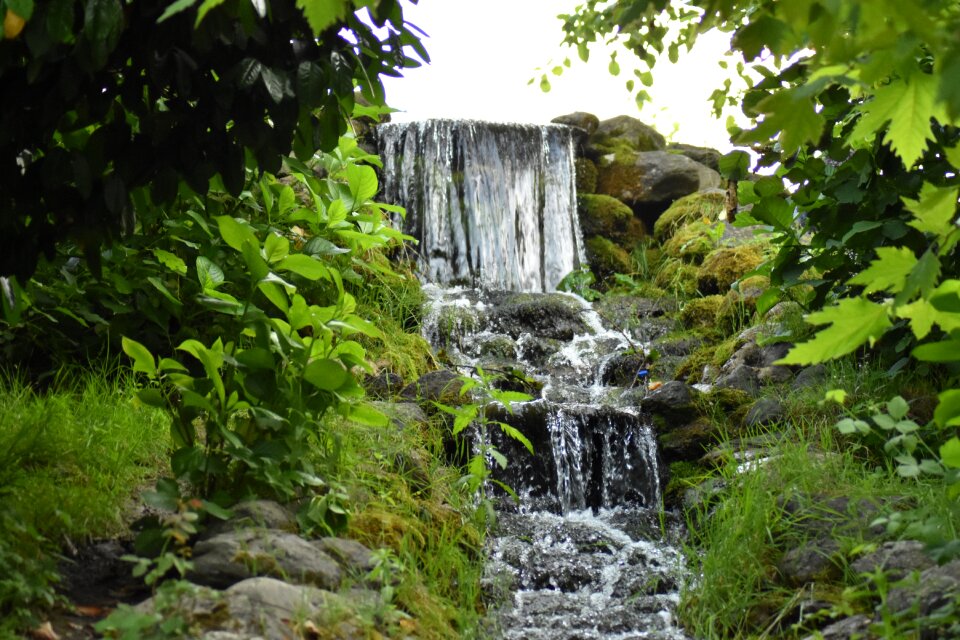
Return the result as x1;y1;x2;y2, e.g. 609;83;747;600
381;0;741;151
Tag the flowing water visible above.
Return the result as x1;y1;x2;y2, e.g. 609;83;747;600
377;121;690;639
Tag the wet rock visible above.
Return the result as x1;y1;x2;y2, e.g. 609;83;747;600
190;529;342;590
597;151;720;210
585;235;634;282
887;559;960;616
516;334;563;365
744;397;785;428
715;363;760;395
575;157;599;192
792;364;827;390
658;416;718;462
668;143;722;171
204;500;296;538
593;115;666;153
758;365;793;385
400;369;465;404
372;401;430;429
778;538;842;586
600;352;648;387
760;342;793;367
552;111;600;135
640;380;698;424
851;540;935;582
491;293;589;341
803;614;874;640
363;370;405;400
578;193;646;249
314;537;377;576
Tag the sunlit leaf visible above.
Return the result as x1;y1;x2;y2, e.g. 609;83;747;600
778;297;892;365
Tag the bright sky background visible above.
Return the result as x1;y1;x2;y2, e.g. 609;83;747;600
381;0;741;151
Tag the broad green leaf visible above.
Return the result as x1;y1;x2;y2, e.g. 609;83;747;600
895;249;941;306
348;403;388;427
277;254;330;280
197;256;225;290
235;347;275;370
153;249;188;275
157;0;199;23
824;389;848;405
903;183;959;241
147;277;183;308
718;150;751;181
887;396;909;421
847;247;917;294
778;297;892;365
241;239;269;281
303;358;348;391
499;423;534;454
258;280;290;313
122;337;156;377
912;339;960;362
6;0;34;20
850;72;947;167
263;233;290;263
196;0;227;26
215;216;258;252
941;436;960;467
742;91;823;155
136;388;167;408
345;164;378;209
296;0;347;34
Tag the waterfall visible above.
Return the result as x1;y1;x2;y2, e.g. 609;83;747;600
377;120;585;292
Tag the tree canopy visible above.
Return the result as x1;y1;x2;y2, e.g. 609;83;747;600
0;0;426;278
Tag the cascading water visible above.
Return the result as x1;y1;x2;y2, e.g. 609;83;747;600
377;120;689;639
376;120;585;291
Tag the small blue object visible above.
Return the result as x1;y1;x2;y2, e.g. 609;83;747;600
637;369;649;378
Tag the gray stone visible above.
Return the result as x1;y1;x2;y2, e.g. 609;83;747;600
886;558;960;616
714;364;760;395
792;364;828;390
778;538;842;587
551;112;600;135
371;401;429;429
802;614;874;640
594;115;666;151
667;143;722;172
759;342;793;367
314;537;377;575
851;540;935;582
364;370;405;400
744;398;785;428
491;293;590;341
598;151;720;206
758;365;793;385
205;500;296;538
640;380;698;423
191;529;342;590
400;369;464;404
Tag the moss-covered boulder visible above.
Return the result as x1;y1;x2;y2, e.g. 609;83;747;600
697;245;766;294
552;111;600;135
578;194;646;249
592;115;666;154
716;276;770;333
667;143;722;172
585;236;633;283
680;295;725;330
653;258;700;297
491;292;589;341
661;220;717;264
596;151;720;209
575;157;598;193
653;190;726;242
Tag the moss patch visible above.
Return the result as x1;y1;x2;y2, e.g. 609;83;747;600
575;157;598;193
654;258;700;297
578;193;646;250
662;220;717;264
680;295;725;330
697;245;765;295
585;235;633;284
653;190;726;241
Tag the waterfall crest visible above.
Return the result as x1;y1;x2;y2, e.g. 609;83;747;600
377;120;585;292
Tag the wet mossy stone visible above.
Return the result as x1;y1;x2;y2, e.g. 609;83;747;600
492;293;589;341
401;369;466;405
652;189;726;242
661;220;716;264
578;193;646;249
704;387;752;413
777;538;843;587
640;380;698;425
596;151;720;209
657;416;719;463
697;245;766;295
585;235;633;283
679;295;725;330
592;115;666;153
667;143;722;172
552;111;600;135
575;157;599;193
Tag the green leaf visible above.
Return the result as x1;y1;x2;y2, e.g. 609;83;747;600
136;388;167;408
912;338;960;362
303;358;348;391
895;249;941;306
157;0;199;23
296;0;347;35
903;183;959;241
195;0;227;26
147;277;183;308
348;403;388;427
277;254;330;280
215;215;258;252
718;150;751;181
263;233;290;264
345;164;378;209
850;72;947;167
489;448;508;470
122;337;157;377
887;396;909;421
847;247;917;294
778;297;892;365
941;436;960;468
153;249;188;276
6;0;35;21
498;423;534;454
197;256;225;290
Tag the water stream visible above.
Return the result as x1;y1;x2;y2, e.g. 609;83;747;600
377;120;690;639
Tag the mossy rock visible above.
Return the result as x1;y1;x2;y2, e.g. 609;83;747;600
592;115;666;155
661;220;716;264
575;157;598;193
653;258;700;297
578;194;646;249
716;276;770;333
704;387;752;413
674;342;716;383
679;295;725;330
652;190;726;242
697;245;765;295
585;235;633;284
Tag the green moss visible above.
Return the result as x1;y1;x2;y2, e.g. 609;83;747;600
705;387;752;413
653;190;726;241
575;157;598;193
675;342;716;383
654;258;700;297
592;136;643;165
697;245;765;295
578;194;646;250
585;235;633;284
680;295;725;330
715;276;770;334
662;220;716;264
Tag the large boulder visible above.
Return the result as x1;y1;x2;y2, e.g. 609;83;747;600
653;190;726;241
584;236;633;283
490;292;590;341
597;151;721;210
552;111;600;136
577;193;646;249
696;245;765;295
667;143;722;172
592;115;666;154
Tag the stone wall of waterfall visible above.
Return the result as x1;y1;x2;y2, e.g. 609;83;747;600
376;120;585;292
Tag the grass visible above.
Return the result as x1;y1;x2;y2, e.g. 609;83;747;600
0;366;171;631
